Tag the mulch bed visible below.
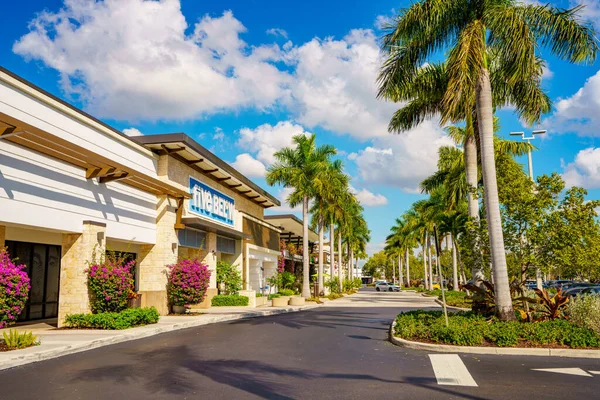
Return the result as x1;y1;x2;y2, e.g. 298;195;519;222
0;342;11;352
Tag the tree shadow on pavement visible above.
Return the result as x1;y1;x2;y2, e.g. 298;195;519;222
71;344;409;399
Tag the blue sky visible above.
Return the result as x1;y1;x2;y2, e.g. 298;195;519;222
2;0;600;258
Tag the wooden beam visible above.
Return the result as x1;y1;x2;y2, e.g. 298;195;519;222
186;159;204;165
174;197;185;230
227;183;242;189
238;190;252;194
0;121;16;136
99;172;129;184
256;200;268;204
87;166;116;180
203;168;218;174
247;195;260;199
218;177;231;182
161;145;186;154
0;130;27;140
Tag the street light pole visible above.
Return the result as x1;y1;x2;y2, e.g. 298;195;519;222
510;129;547;290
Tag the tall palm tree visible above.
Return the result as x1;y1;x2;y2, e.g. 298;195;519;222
380;1;597;320
267;134;336;298
311;159;345;294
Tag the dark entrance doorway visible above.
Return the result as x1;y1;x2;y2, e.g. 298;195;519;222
6;240;61;321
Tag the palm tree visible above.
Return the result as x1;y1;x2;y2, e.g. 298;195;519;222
267;134;336;298
311;159;345;294
380;1;597;320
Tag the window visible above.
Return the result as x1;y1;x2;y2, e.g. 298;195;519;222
178;228;206;249
216;235;236;254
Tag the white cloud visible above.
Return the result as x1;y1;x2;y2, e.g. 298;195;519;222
550;70;600;136
287;29;397;140
366;241;385;257
349;120;454;192
562;147;600;188
542;64;553;80
212;127;225;141
122;127;143;137
230;153;267;178
266;28;287;38
349;185;388;207
570;0;600;30
13;3;292;120
237;121;311;165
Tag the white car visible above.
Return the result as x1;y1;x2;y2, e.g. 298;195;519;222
376;281;400;292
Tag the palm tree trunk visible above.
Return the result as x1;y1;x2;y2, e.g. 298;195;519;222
348;245;353;281
330;222;335;293
338;231;343;292
465;125;484;284
405;248;410;287
302;195;311;298
423;233;428;289
451;233;458;291
398;254;403;288
476;68;514;321
318;212;324;296
427;236;433;290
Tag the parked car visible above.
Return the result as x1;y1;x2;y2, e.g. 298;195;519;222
376;281;400;292
576;286;600;296
563;285;594;297
546;280;572;289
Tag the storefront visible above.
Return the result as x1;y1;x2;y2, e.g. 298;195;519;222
0;67;280;325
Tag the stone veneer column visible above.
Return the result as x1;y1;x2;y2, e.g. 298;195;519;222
205;232;218;289
0;225;5;247
138;195;178;315
58;221;106;327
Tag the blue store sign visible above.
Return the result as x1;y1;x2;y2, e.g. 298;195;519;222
189;177;235;226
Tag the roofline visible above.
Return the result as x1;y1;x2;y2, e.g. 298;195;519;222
0;66;152;157
133;133;280;206
264;214;318;236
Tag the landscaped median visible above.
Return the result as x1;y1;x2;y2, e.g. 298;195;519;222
389;310;600;358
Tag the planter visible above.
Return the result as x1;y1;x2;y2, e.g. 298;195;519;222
172;305;186;314
272;296;290;307
255;296;267;307
289;297;305;306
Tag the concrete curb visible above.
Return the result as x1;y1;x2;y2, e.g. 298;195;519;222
0;305;320;371
434;298;471;312
389;321;600;358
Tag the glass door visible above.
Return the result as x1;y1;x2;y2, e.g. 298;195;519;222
6;241;61;321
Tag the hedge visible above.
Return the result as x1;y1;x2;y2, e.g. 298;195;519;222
211;295;249;307
278;289;295;296
394;310;600;348
64;307;160;330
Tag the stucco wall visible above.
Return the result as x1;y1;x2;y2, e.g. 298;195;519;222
0;140;157;244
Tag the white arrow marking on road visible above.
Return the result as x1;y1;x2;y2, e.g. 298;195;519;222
589;371;600;375
532;368;592;377
428;354;478;387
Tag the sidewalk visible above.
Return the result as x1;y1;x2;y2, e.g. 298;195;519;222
0;303;319;371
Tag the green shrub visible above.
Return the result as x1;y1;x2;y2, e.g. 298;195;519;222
216;261;242;295
327;293;343;300
64;307;159;330
326;277;340;294
256;293;263;298
211;295;249;307
567;294;600;334
268;293;280;300
2;329;39;349
280;271;295;290
394;310;600;348
278;289;295;296
306;296;322;304
353;277;363;289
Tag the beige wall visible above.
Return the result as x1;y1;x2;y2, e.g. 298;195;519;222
0;225;4;247
58;221;106;327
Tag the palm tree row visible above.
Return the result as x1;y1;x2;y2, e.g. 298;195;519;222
379;0;597;320
266;134;370;297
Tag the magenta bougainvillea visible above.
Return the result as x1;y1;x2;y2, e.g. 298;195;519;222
278;240;286;273
86;254;135;313
167;259;211;306
0;248;30;328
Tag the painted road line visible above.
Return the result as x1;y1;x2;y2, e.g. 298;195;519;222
589;371;600;375
428;354;478;387
532;368;592;377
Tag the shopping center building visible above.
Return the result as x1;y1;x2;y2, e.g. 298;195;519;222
0;67;281;325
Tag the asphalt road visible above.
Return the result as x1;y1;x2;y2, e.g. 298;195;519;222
2;289;600;399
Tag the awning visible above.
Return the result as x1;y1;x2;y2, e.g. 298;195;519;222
181;217;251;240
264;214;319;242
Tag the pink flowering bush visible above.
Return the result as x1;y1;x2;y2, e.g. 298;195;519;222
0;248;30;329
167;259;211;306
86;253;135;313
